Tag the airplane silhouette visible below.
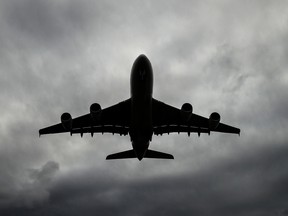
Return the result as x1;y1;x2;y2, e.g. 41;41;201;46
39;54;240;160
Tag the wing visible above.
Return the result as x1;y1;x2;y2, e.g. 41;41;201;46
39;99;131;136
152;98;240;136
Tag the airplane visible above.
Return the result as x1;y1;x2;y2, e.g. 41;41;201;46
39;54;240;160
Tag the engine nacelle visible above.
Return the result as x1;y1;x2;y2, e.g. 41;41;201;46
90;103;102;121
181;103;193;122
61;112;72;130
209;112;221;130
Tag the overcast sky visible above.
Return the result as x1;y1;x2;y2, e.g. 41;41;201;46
1;0;288;215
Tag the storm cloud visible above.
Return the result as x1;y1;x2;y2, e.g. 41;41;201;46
0;0;288;215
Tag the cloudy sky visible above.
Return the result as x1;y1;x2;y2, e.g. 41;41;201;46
1;0;288;215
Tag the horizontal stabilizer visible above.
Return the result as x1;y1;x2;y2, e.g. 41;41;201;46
106;150;136;160
144;149;174;159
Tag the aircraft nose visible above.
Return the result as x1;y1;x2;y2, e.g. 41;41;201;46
136;54;149;64
133;54;152;70
137;54;148;60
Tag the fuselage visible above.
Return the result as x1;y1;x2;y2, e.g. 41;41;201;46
130;54;153;160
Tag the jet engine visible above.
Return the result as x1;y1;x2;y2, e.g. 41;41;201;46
209;112;220;130
90;103;102;121
61;112;72;130
181;103;193;122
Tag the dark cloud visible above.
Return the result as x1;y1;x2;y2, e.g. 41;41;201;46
1;142;287;216
51;142;288;216
0;161;59;211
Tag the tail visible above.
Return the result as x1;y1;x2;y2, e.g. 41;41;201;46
106;150;136;160
106;149;174;160
144;149;174;159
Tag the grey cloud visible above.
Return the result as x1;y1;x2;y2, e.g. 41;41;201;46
0;161;59;210
1;0;101;49
0;0;131;112
0;0;288;215
29;161;59;186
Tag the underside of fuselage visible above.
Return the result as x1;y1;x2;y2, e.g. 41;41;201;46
130;54;153;160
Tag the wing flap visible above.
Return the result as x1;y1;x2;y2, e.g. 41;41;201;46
71;125;129;136
153;125;210;136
